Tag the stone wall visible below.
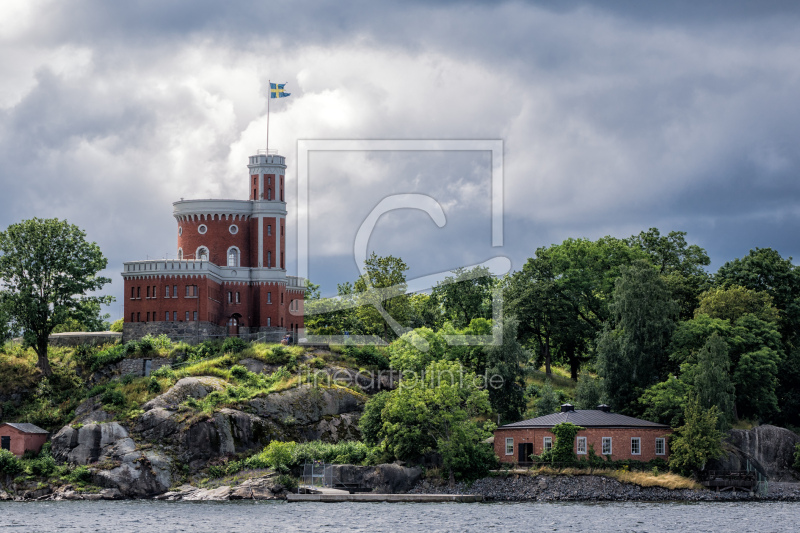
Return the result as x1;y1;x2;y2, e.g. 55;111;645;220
119;357;173;378
123;321;226;344
49;332;122;347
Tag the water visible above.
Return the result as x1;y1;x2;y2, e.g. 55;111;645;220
1;500;798;532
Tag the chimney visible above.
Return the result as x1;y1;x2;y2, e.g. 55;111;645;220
597;404;611;412
560;403;575;412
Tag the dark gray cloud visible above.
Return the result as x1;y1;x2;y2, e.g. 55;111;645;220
1;0;800;319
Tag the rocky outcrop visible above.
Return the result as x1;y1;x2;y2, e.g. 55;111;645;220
329;464;423;493
141;376;225;411
155;475;288;501
709;425;800;482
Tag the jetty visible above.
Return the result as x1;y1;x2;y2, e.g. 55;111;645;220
287;488;482;502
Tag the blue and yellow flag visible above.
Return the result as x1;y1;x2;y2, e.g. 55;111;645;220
270;82;291;98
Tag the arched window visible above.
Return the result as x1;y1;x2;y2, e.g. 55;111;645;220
197;247;209;261
227;247;240;267
177;248;183;260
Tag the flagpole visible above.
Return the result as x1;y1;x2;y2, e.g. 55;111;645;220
266;79;271;152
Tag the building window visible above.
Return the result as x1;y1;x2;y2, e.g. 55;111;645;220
137;287;140;298
543;437;552;452
281;252;284;268
146;312;150;322
602;437;612;455
267;251;272;267
227;247;240;267
268;176;271;185
505;438;514;456
577;437;587;455
178;248;183;260
179;226;182;236
193;311;198;321
173;311;177;322
267;189;272;200
228;291;232;303
281;224;284;236
173;285;178;297
267;292;272;304
197;247;209;261
229;224;238;235
185;311;190;321
146;286;150;298
131;287;135;299
267;317;271;327
165;286;170;298
166;311;170;321
137;312;141;322
655;438;665;455
267;224;272;236
152;285;157;298
281;293;284;305
631;438;641;455
198;224;207;235
236;292;240;303
130;312;134;322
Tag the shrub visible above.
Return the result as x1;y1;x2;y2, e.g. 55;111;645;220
349;345;390;370
120;374;134;385
0;449;22;476
222;337;248;355
69;465;93;484
264;346;290;365
276;474;298;491
309;357;326;370
110;318;124;332
87;344;127;372
27;454;56;477
101;389;126;407
151;366;175;379
147;377;161;394
137;336;155;354
255;441;297;472
230;365;250;380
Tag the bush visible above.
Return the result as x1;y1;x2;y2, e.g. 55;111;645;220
309;357;326;369
86;344;127;372
110;318;124;332
101;389;126;407
69;465;93;484
137;336;155;354
0;449;22;476
120;374;134;385
147;377;161;394
222;337;248;354
253;441;297;472
276;474;298;491
348;345;390;370
264;346;290;365
230;365;250;380
27;454;56;477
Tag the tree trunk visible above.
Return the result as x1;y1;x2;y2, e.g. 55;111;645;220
36;338;53;377
544;338;552;377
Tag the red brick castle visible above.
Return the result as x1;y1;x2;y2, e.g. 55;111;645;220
121;150;305;343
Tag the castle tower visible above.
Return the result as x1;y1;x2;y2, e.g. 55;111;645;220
121;150;305;343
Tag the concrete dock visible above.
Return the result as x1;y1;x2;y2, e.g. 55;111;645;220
287;493;484;503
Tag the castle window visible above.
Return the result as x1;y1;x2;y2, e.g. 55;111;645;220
146;312;150;322
173;285;177;297
179;226;182;236
198;224;207;235
228;291;232;303
227;247;240;267
267;225;272;236
173;311;177;322
197;247;209;261
178;248;183;260
185;311;190;322
137;312;140;322
236;292;240;303
267;317;271;327
166;311;170;321
130;312;134;322
229;224;238;235
267;292;272;304
281;293;284;304
267;251;272;267
152;285;157;298
165;286;170;298
137;287;140;298
146;286;150;298
131;287;135;299
193;311;198;321
185;285;198;297
267;189;272;201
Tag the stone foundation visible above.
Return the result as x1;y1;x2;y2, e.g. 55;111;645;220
122;322;287;344
49;332;122;347
119;357;173;377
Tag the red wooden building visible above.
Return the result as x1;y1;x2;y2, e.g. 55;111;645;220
121;150;306;343
494;404;672;464
0;422;49;457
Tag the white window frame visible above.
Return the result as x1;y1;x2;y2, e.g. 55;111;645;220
229;224;238;235
196;246;209;261
227;246;240;267
543;437;552;452
505;438;514;456
198;224;207;234
655;438;665;456
602;437;612;455
177;248;183;260
631;437;641;456
576;436;587;455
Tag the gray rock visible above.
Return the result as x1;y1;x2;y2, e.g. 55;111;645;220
330;464;423;494
142;377;225;411
51;422;134;465
710;425;800;482
94;448;173;498
248;384;364;425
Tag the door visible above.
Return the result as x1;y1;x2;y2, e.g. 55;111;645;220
227;315;240;337
518;442;534;464
1;436;10;451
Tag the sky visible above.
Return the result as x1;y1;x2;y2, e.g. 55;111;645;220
2;0;800;319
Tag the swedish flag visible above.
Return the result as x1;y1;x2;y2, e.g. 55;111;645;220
270;82;291;98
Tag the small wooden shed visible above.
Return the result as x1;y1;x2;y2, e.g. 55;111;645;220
0;422;49;457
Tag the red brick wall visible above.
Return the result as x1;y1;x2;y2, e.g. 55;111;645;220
178;215;251;266
494;427;671;463
0;426;48;457
124;276;212;324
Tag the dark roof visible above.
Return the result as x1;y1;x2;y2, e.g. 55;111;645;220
499;410;670;429
1;422;49;434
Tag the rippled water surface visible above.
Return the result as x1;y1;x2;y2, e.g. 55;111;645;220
2;500;799;532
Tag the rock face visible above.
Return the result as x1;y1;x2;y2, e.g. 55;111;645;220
329;464;423;493
155;475;287;501
710;425;800;482
50;422;172;497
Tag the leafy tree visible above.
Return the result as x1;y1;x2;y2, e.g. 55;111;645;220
0;301;20;343
359;390;392;446
534;380;561;417
693;333;736;429
732;347;781;422
626;228;711;319
437;422;496;482
378;359;493;481
574;373;604;410
637;375;690;428
482;316;528;423
597;261;678;413
354;253;411;340
696;285;779;324
431;266;494;329
406;293;443;329
110;318;124;333
668;396;725;477
0;218;112;376
387;327;447;373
